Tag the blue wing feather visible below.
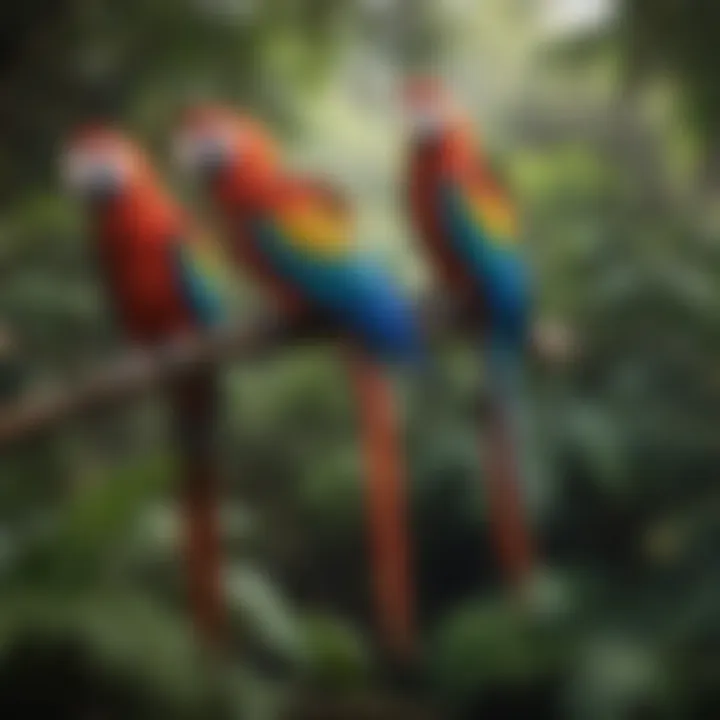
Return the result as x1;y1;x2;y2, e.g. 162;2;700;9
439;182;531;348
251;217;421;362
171;239;226;328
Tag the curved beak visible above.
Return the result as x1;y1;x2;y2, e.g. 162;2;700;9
174;132;233;180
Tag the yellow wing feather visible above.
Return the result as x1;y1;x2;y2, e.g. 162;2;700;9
468;188;519;246
278;200;353;257
185;229;230;283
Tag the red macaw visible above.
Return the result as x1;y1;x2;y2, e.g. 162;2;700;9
62;125;227;648
175;107;420;660
405;78;537;595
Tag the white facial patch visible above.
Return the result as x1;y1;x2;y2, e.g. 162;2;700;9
61;148;128;196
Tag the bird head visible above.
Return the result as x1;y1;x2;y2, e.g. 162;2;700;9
174;105;278;200
62;125;155;204
403;76;467;141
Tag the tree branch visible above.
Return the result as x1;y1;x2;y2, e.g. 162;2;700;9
0;312;328;448
0;297;575;449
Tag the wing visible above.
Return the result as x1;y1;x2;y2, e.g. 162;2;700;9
251;187;420;361
274;180;355;258
290;175;352;220
438;170;531;344
459;165;520;247
171;230;227;328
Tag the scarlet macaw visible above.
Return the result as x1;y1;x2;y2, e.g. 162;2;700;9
405;78;536;594
175;107;420;660
62;125;227;647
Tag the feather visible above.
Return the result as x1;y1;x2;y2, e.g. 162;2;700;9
349;351;415;659
483;341;536;590
439;181;531;347
247;188;422;363
171;232;227;327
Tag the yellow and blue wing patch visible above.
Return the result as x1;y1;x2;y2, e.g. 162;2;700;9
275;199;353;258
439;175;531;345
464;183;519;247
248;192;421;361
172;231;228;326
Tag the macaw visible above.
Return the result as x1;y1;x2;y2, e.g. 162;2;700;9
175;106;420;660
62;125;227;648
404;77;537;594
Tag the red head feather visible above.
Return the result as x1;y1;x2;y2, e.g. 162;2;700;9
177;105;280;212
63;124;182;239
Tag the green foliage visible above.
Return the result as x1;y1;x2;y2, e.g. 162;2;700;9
429;597;571;716
622;1;720;141
565;636;675;720
2;1;720;717
4;453;172;588
227;564;305;664
298;614;372;691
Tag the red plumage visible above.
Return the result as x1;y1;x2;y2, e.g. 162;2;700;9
407;130;478;305
66;125;226;649
404;79;537;596
178;107;418;660
70;126;196;341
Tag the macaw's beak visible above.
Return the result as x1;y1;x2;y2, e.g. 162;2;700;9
175;133;233;182
84;168;125;203
409;111;445;142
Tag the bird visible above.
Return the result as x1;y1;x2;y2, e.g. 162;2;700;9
175;106;421;660
62;124;228;649
404;76;537;596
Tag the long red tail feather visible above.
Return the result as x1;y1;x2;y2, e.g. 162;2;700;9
172;373;225;651
348;352;416;661
483;404;536;594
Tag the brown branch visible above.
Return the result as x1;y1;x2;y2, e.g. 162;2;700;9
0;296;576;450
0;312;332;449
0;293;451;449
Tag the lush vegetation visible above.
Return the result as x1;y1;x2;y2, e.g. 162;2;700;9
1;1;720;717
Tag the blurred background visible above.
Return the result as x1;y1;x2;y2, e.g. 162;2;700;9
2;0;720;717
